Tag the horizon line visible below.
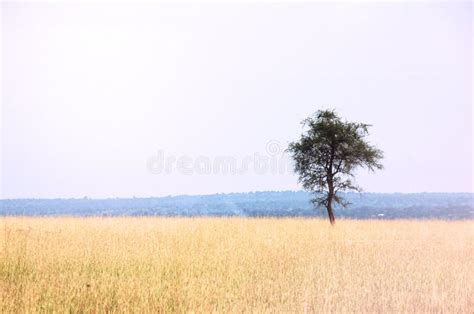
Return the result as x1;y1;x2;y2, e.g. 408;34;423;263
1;190;473;201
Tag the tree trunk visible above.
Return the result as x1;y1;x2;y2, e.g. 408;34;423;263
327;202;336;225
327;157;336;225
327;185;336;225
326;175;336;225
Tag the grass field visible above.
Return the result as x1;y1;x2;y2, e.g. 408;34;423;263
1;217;473;313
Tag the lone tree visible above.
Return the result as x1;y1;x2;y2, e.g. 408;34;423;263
287;110;383;225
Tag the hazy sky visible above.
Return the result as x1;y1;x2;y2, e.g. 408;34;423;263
1;2;472;198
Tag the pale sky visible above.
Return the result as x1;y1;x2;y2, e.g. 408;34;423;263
1;2;472;198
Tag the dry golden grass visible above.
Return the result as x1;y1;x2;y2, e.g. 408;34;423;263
1;217;473;313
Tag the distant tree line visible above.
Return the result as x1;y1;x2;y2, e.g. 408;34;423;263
1;191;472;219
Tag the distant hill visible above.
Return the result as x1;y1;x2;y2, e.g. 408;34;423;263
1;191;473;219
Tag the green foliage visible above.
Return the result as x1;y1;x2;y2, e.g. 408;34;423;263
287;110;383;221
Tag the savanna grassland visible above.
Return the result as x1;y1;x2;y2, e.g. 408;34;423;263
1;217;473;313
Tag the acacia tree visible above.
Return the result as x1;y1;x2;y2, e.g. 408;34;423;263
287;110;383;225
